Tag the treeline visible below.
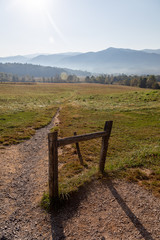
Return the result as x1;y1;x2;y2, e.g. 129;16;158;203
85;74;160;89
0;72;80;83
42;74;80;83
1;71;160;89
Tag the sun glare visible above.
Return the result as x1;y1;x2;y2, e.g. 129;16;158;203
26;0;45;11
13;0;48;13
11;0;65;46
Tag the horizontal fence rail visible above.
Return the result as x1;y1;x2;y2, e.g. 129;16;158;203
48;120;113;201
58;131;108;147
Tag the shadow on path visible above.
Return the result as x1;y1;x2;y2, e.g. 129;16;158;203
50;185;89;240
50;179;154;240
104;180;154;240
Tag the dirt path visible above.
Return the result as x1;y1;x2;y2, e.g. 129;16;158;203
0;109;60;240
0;110;160;240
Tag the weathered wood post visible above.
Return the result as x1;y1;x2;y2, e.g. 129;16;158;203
48;131;59;202
74;132;83;165
99;121;113;174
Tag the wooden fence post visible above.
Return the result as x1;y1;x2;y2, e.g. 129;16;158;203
99;121;113;174
48;131;59;202
74;132;83;165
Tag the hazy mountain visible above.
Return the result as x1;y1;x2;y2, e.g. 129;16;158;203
0;55;28;63
57;48;160;74
0;63;90;77
30;54;69;66
23;53;43;58
0;48;160;74
26;48;160;74
143;49;160;54
30;52;81;66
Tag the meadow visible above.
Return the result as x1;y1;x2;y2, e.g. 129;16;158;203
0;83;160;198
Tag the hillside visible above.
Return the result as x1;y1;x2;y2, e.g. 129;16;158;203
57;48;160;74
1;48;160;74
0;63;90;77
143;49;160;54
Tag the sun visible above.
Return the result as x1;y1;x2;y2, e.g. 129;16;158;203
26;0;46;11
13;0;48;13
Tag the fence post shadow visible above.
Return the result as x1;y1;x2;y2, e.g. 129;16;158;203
50;184;90;240
50;211;65;240
104;180;154;240
49;178;154;240
48;121;113;239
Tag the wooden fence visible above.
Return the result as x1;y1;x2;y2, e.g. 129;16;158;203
48;121;113;201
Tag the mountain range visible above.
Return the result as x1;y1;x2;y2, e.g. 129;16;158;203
0;48;160;75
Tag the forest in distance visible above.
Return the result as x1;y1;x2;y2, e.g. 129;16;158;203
0;71;160;90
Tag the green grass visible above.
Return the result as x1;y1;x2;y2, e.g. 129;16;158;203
57;85;160;199
0;83;160;203
0;83;73;145
0;107;58;145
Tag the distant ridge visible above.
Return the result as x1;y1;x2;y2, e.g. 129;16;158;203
0;48;160;74
0;63;90;77
0;55;28;63
143;49;160;54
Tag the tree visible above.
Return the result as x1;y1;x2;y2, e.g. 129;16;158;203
21;76;26;82
12;75;18;82
123;79;130;86
151;82;160;89
130;77;139;87
146;75;156;88
96;75;105;84
85;76;90;83
138;77;147;88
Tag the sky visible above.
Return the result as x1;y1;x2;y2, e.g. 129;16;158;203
0;0;160;57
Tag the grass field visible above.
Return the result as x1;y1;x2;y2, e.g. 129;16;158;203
0;83;160;200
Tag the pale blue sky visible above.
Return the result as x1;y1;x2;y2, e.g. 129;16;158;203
0;0;160;57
